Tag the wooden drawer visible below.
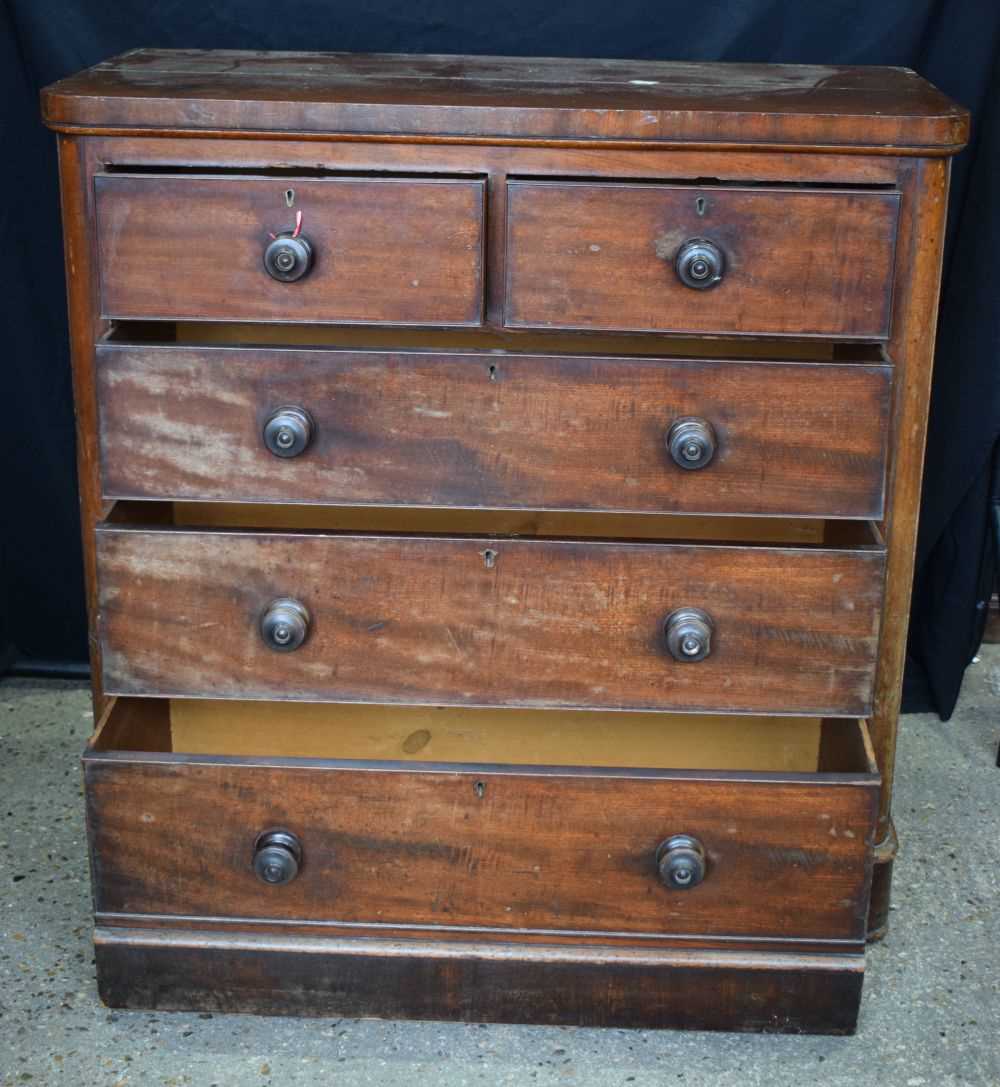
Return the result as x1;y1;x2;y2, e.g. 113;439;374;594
505;181;899;338
94;174;485;326
85;698;879;944
95;509;885;716
96;341;891;519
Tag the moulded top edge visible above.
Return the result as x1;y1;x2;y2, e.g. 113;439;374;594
41;50;969;154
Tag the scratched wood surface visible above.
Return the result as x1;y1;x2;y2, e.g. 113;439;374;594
96;526;885;715
97;344;891;518
84;750;876;941
95;174;485;325
42;50;968;153
506;182;900;338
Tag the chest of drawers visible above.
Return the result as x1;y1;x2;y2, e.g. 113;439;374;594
42;51;967;1034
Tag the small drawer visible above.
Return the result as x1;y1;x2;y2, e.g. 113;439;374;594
94;174;485;326
96;340;891;519
85;698;879;944
505;181;899;338
95;506;885;716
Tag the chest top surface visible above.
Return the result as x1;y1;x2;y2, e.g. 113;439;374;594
42;48;967;152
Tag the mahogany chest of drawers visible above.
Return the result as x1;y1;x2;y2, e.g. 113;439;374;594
42;51;968;1034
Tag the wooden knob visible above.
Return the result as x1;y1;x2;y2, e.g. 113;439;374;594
664;607;714;662
675;238;725;290
253;829;302;885
263;232;313;282
667;417;717;470
656;835;706;890
260;598;310;652
263;407;313;458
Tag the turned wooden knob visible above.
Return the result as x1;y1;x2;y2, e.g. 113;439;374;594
253;829;302;885
663;607;714;663
263;407;313;458
656;835;706;890
263;232;313;282
260;598;310;652
667;417;717;470
675;238;725;290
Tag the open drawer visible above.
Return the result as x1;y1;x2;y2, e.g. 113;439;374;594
86;697;879;945
95;504;886;716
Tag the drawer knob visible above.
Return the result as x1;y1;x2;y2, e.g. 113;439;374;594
664;607;714;663
675;238;725;290
260;598;310;652
263;232;313;282
667;417;717;470
656;834;706;890
253;829;302;885
263;407;313;458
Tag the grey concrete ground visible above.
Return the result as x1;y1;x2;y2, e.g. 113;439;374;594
1;650;998;1087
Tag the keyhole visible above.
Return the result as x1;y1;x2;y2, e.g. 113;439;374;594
482;549;497;569
285;188;295;208
695;195;706;216
473;781;486;799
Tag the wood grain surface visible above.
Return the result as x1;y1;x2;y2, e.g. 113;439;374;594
95;174;485;325
42;50;968;154
56;137;113;716
506;182;900;338
93;928;867;1032
96;344;891;517
869;159;952;835
84;750;876;941
96;525;885;715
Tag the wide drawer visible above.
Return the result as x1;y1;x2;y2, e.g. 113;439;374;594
85;698;879;944
94;174;485;326
95;511;885;715
505;181;899;338
96;341;891;518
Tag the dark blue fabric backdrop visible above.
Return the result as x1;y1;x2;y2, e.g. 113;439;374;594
3;0;998;715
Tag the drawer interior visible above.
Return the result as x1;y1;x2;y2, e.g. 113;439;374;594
109;319;889;363
92;697;877;778
108;500;883;548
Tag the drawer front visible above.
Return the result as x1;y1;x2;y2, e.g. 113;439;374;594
94;175;485;326
505;182;899;338
97;345;891;518
96;527;884;715
85;756;876;942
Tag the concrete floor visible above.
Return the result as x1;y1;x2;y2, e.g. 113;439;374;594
1;650;997;1086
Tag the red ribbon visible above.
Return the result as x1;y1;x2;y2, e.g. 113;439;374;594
269;210;303;241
